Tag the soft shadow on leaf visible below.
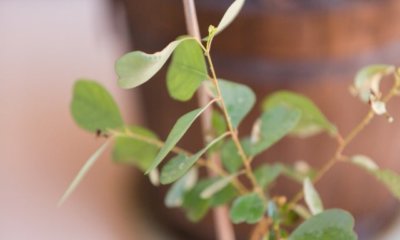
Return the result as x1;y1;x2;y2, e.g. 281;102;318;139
230;193;265;224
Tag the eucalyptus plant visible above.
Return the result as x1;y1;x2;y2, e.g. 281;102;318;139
60;0;400;239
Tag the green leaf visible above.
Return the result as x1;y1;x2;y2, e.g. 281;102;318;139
71;80;123;132
212;110;227;136
353;64;395;102
289;209;357;240
212;0;245;37
182;179;213;222
250;105;301;156
281;162;316;183
116;37;191;89
254;164;283;189
58;140;111;206
230;193;265;224
303;178;324;215
112;126;159;171
146;101;214;174
218;79;256;128
166;38;207;101
165;168;198;208
262;91;336;137
160;133;228;184
200;174;237;199
350;155;400;200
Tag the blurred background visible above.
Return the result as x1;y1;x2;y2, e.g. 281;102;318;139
2;0;400;239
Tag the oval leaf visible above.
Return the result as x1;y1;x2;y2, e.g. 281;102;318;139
146;101;214;174
303;178;324;215
289;209;357;240
71;80;123;132
230;193;265;224
160;133;228;184
251;105;301;156
350;155;378;171
254;164;283;189
262;91;336;137
214;79;256;128
182;179;213;222
116;37;190;89
210;0;245;37
167;38;207;101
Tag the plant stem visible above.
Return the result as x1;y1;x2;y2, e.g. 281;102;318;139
205;51;263;197
182;1;236;240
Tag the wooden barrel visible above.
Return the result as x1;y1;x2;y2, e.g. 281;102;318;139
117;0;400;239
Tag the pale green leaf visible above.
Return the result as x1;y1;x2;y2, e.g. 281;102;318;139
146;101;214;174
160;133;228;184
112;126;159;171
213;0;245;37
262;91;336;137
71;80;123;132
167;38;207;101
350;155;400;200
219;79;256;128
289;209;357;240
353;64;395;102
230;193;265;224
116;37;191;89
200;174;237;199
165;168;198;208
303;178;324;215
250;105;301;155
254;164;283;189
58;140;111;206
210;183;238;207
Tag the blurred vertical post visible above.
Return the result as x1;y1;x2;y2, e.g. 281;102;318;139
182;1;236;240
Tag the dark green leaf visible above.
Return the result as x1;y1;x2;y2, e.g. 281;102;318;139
250;105;301;156
289;209;357;240
212;110;227;136
71;80;123;132
254;164;283;189
221;138;252;173
146;102;214;174
167;38;207;101
116;38;190;89
230;193;265;224
112;126;158;171
262;91;336;137
210;183;238;207
160;133;228;184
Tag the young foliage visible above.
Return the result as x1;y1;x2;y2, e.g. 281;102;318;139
146;101;214;174
250;105;301;156
116;37;191;89
262;91;336;137
289;209;357;240
303;178;324;215
167;38;207;101
230;193;265;224
207;0;245;38
71;80;123;132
